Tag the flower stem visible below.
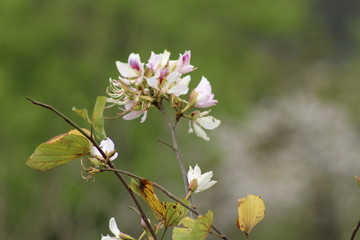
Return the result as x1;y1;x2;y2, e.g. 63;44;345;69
155;101;188;194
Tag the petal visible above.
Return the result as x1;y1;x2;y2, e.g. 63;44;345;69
116;61;138;78
128;53;141;71
167;76;191;96
161;50;171;66
196;180;217;193
109;152;118;161
188;120;194;134
192;121;210;141
197;171;212;186
109;218;121;237
197;116;221;130
140;111;148;123
196;76;211;93
194;164;202;176
101;235;116;240
100;138;115;153
90;145;101;159
165;71;180;86
187;165;195;182
146;77;159;89
123;110;143;120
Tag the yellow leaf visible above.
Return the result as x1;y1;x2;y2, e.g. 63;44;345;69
236;194;265;236
138;179;166;221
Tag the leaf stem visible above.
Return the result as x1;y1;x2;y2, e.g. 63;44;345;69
26;98;158;240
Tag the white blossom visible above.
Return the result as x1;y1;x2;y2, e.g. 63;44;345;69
101;217;121;240
187;164;217;193
90;138;118;161
188;110;221;141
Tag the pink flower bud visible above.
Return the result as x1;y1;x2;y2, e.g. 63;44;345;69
191;77;218;108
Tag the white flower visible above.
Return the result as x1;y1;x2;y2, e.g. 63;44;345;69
101;217;121;240
164;71;191;96
90;138;118;161
187;164;217;193
188;110;221;141
190;76;218;108
116;53;144;85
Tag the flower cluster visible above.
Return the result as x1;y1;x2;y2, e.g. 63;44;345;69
107;50;220;140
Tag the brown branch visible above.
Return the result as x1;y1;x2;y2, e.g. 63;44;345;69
351;220;360;240
155;101;188;195
26;98;158;240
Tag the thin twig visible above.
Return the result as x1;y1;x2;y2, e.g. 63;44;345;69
26;98;158;240
157;140;176;151
350;220;360;240
100;168;230;240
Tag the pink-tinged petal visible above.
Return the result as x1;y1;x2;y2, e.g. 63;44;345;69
146;50;170;72
123;110;143;120
116;61;138;78
179;65;196;74
193;76;218;108
140;111;148;123
147;51;157;71
182;51;191;65
177;51;196;74
109;218;121;237
128;53;141;71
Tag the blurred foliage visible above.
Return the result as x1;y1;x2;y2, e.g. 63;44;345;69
1;0;360;239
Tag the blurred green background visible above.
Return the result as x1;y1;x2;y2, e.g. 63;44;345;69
1;0;360;239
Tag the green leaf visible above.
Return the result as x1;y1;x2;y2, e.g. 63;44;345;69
72;106;92;125
130;178;142;196
172;210;213;240
72;96;107;140
26;133;90;171
162;200;189;227
92;96;107;140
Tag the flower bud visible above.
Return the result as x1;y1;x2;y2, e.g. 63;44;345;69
188;178;199;192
